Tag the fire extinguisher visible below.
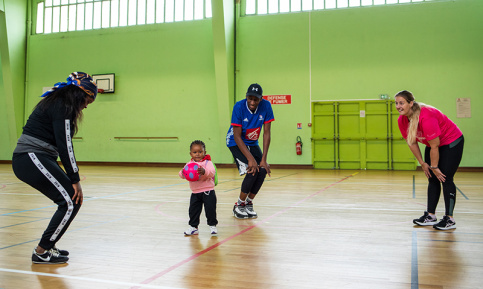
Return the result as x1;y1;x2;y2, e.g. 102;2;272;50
296;136;303;155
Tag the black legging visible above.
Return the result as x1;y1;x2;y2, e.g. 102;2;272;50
425;136;464;216
12;152;81;250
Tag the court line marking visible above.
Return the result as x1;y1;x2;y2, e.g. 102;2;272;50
410;230;483;289
0;217;50;230
131;172;359;288
0;268;182;289
456;186;469;200
0;182;186;217
0;216;129;251
222;173;298;192
411;231;419;289
413;177;470;201
420;239;483;244
413;175;416;199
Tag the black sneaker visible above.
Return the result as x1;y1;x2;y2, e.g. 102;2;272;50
433;215;456;230
233;203;249;219
413;211;438;226
245;201;258;219
32;248;69;264
51;246;69;256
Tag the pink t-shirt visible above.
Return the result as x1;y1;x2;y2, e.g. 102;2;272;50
179;159;216;194
398;106;462;147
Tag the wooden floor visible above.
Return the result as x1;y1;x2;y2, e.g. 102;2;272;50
1;163;482;289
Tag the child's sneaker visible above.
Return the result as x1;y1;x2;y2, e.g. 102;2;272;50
184;226;199;236
245;201;258;218
209;226;218;235
50;246;69;256
233;203;249;219
413;211;438;226
433;215;456;230
32;248;69;264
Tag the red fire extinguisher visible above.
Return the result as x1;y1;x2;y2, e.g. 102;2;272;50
296;136;303;155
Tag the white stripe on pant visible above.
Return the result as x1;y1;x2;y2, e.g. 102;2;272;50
28;152;74;241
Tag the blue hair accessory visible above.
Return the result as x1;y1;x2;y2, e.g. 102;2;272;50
41;72;98;99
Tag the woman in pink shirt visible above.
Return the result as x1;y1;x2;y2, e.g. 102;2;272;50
395;90;464;230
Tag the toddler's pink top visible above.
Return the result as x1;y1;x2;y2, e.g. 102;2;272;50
179;159;216;194
398;106;462;147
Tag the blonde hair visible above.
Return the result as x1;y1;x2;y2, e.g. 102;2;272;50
395;90;432;145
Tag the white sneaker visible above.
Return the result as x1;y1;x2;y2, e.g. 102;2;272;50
184;226;199;236
245;201;258;218
233;203;249;219
210;226;218;235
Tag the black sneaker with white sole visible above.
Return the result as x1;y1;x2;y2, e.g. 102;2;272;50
433;215;456;230
32;248;69;264
413;211;438;226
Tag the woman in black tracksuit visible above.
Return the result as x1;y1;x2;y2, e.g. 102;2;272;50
12;72;97;264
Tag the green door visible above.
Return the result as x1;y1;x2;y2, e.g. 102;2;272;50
312;100;416;170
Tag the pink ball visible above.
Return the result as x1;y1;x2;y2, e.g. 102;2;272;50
183;163;200;181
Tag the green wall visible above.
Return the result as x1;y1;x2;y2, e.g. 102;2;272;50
1;0;482;168
236;0;483;167
0;0;27;160
26;21;223;163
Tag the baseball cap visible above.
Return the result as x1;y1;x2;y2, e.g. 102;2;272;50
246;83;263;98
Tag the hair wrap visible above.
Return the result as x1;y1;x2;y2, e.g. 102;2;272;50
41;72;98;99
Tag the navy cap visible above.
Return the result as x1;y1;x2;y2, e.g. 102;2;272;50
246;83;263;98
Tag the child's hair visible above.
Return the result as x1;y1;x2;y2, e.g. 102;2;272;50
190;140;206;151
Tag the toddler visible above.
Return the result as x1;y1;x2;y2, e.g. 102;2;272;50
179;140;218;235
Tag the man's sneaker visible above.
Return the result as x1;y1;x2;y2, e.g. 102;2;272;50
32;248;69;264
413;211;438;226
433;215;456;230
245;201;258;219
51;246;69;256
233;203;249;219
184;226;199;236
209;226;218;235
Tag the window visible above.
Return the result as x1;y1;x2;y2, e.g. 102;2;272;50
36;0;213;34
245;0;431;15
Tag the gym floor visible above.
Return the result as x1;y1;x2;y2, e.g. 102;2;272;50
1;164;482;289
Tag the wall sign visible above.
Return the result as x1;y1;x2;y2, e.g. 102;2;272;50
456;98;471;118
263;95;292;104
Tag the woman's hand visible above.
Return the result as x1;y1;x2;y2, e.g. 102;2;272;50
421;163;432;179
72;182;83;205
431;167;446;182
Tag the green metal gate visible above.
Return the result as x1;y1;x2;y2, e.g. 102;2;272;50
312;100;416;170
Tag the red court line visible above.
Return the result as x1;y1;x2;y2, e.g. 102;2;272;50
131;172;358;289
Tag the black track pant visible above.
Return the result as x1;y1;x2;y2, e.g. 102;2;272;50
12;152;81;250
425;136;464;216
188;190;218;228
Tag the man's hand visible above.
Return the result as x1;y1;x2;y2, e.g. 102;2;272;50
259;160;271;177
